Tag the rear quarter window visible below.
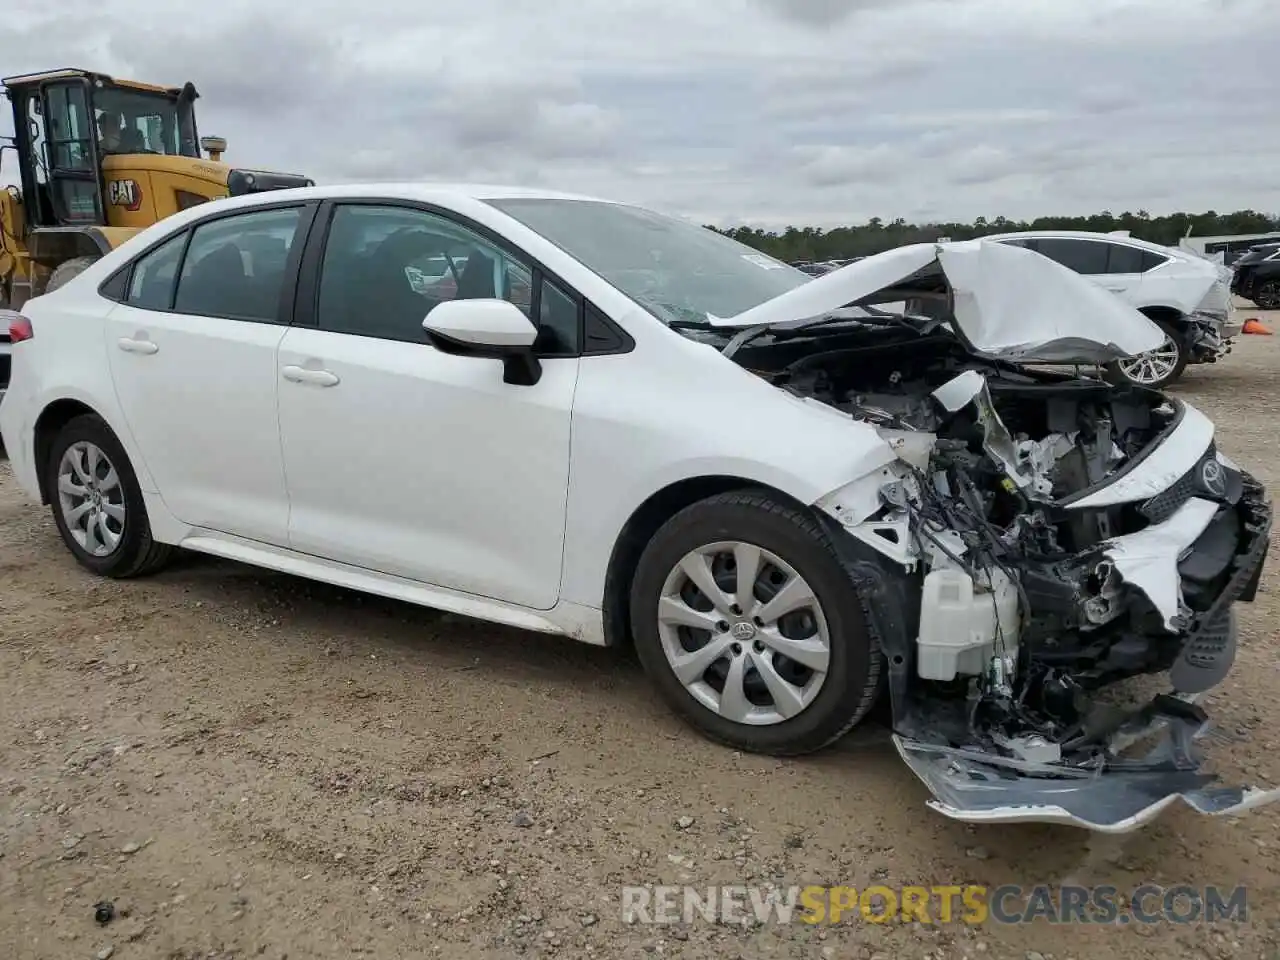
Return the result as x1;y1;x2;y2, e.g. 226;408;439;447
1139;250;1170;272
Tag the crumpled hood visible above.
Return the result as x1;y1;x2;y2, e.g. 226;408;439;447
709;239;1169;364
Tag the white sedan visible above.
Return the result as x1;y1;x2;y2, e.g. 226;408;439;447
1;183;1274;831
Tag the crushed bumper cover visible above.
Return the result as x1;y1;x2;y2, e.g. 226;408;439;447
894;686;1280;833
894;481;1274;833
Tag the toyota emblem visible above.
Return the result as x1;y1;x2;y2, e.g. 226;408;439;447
730;621;757;641
1201;459;1226;497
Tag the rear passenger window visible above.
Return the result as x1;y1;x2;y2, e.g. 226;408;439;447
1106;244;1145;274
126;232;187;310
173;207;302;322
1034;238;1111;275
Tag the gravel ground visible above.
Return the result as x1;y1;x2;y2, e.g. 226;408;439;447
2;311;1279;960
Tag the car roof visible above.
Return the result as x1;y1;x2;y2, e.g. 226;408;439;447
984;229;1174;253
225;181;620;207
982;229;1210;265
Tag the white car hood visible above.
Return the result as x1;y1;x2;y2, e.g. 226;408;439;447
710;239;1169;364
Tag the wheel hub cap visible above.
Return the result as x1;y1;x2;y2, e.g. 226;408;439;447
56;441;126;558
656;540;831;727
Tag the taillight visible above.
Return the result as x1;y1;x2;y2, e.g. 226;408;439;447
4;310;33;343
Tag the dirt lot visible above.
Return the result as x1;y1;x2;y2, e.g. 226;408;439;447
2;314;1279;960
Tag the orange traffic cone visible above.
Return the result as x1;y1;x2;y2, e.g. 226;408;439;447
1242;317;1274;335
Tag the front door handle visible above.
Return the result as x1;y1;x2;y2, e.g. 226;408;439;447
117;337;158;355
282;365;340;387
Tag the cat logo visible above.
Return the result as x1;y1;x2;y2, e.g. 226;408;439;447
107;178;143;212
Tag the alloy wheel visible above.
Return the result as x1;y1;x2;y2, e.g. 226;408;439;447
656;540;831;726
1116;336;1181;385
57;441;126;557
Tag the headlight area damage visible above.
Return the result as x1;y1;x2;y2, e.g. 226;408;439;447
713;241;1276;831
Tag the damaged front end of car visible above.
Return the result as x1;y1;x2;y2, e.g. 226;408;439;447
711;240;1276;831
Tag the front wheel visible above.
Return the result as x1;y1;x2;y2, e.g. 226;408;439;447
630;490;883;756
45;414;173;578
1105;318;1188;388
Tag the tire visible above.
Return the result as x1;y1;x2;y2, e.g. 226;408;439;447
1254;280;1280;311
45;413;173;578
1104;316;1188;389
44;255;99;295
630;490;883;756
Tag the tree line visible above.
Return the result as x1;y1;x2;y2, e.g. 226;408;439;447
707;209;1280;262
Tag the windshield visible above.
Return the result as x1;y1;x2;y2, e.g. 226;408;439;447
94;86;199;158
484;198;810;325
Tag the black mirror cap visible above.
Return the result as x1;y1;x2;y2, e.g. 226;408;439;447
227;168;315;196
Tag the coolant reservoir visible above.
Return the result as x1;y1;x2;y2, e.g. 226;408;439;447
916;567;1020;681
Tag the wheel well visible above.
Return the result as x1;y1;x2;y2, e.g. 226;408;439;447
33;399;98;503
1137;305;1184;328
600;475;807;648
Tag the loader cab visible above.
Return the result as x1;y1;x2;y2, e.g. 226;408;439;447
3;68;202;230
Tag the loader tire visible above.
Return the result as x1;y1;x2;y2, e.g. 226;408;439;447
44;255;99;295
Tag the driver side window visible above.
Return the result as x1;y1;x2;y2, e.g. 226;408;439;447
315;204;535;344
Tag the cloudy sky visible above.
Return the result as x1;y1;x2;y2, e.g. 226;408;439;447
2;0;1276;229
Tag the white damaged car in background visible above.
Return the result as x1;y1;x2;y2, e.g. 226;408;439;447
0;186;1272;835
983;230;1240;388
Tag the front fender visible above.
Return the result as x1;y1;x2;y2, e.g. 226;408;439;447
559;340;907;610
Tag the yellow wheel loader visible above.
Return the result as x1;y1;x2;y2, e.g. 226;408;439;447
0;67;313;309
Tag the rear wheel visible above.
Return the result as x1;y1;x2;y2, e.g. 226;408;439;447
44;255;99;295
1105;317;1188;388
630;490;882;756
1254;280;1280;311
45;414;173;578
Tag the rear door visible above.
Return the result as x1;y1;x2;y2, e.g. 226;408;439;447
103;202;315;544
1097;242;1152;300
1021;236;1152;305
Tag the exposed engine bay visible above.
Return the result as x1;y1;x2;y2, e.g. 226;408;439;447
723;309;1275;830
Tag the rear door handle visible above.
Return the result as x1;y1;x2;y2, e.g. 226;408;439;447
117;337;158;355
282;365;340;387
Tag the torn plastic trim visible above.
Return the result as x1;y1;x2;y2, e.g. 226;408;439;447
1069;402;1215;509
1101;496;1219;630
815;463;924;569
894;681;1280;832
932;371;1219;513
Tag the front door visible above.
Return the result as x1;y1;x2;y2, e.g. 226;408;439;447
277;202;580;610
39;78;105;226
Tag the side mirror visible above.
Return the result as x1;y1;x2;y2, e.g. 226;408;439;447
422;298;542;385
